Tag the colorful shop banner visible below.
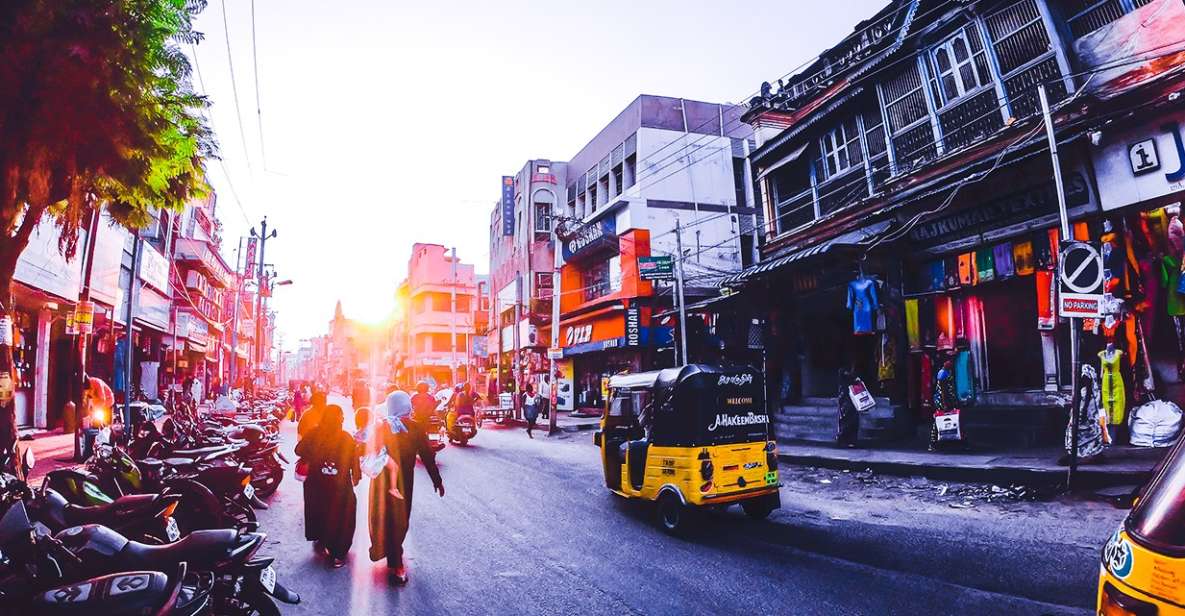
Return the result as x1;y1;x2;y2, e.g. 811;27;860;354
638;255;674;281
501;176;515;236
561;218;617;262
137;241;169;292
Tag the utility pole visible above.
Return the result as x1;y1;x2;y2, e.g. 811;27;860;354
674;218;689;366
228;237;243;391
1040;85;1079;489
549;210;562;436
71;210;101;460
122;232;142;442
450;246;458;386
252;217;277;387
512;273;521;419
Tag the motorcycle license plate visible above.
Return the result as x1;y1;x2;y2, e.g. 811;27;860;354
259;565;277;594
165;516;180;542
243;483;256;500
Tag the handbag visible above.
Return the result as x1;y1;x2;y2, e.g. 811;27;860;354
294;458;309;481
847;378;876;413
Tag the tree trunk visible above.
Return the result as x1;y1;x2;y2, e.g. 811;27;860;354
0;262;18;462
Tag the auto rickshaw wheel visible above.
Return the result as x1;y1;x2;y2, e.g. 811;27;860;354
656;492;689;534
741;499;775;520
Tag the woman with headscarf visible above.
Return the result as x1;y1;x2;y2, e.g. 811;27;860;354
368;390;445;585
297;390;328;439
1063;364;1107;464
835;368;859;448
294;404;361;567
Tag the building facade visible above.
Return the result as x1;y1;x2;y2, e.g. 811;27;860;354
402;243;477;387
719;0;1185;445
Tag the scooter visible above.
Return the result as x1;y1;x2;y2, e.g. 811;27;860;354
447;414;478;446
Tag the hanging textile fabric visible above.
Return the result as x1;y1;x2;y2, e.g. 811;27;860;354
944;255;960;289
935;296;955;350
955;350;974;403
1161;255;1185;316
919;353;934;413
927;260;945;292
878;333;896;382
993;243;1015;279
1013;240;1035;276
846;276;879;335
1168;210;1185;256
1073;221;1090;241
905;299;920;350
958;252;975;286
1033;231;1054;270
1046;229;1060;269
975;247;995;283
1036;270;1056;330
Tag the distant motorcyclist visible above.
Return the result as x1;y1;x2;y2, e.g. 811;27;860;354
410;381;437;425
446;384;477;433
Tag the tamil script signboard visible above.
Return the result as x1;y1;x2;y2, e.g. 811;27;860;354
638;255;674;281
501;176;515;236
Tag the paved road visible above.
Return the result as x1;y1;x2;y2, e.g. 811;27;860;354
257;397;1103;615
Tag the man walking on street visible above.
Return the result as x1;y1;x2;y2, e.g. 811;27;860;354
538;375;551;420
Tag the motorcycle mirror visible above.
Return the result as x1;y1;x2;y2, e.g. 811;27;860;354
21;447;34;474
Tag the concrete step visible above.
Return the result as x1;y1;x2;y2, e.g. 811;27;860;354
774;415;835;443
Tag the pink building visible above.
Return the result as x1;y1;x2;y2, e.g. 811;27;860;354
401;243;477;387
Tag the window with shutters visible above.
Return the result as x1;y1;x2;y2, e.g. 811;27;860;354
930;28;992;107
880;63;937;174
984;0;1068;119
1054;0;1154;39
819;117;863;180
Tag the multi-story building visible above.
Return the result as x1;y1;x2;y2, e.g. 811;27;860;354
551;94;755;411
719;0;1185;445
401;243;477;387
488;159;567;396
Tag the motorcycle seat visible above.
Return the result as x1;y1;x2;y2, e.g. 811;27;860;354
32;570;172;616
170;445;235;457
120;529;247;569
65;494;158;524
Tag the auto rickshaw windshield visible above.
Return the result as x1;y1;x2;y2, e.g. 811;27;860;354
1129;436;1185;552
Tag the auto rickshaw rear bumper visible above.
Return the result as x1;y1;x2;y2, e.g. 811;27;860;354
697;485;782;507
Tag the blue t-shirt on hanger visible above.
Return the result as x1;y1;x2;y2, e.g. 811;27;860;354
847;277;879;335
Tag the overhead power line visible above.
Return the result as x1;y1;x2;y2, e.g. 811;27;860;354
220;0;253;173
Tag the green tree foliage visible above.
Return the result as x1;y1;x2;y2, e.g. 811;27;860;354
0;0;215;456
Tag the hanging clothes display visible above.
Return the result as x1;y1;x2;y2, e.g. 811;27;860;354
926;261;945;292
878;333;896;382
944;255;960;289
1098;349;1126;426
846;276;879;335
1033;231;1054;270
1168;213;1184;257
919;353;934;413
1073;221;1090;241
1046;229;1060;269
993;243;1015;279
1161;255;1185;316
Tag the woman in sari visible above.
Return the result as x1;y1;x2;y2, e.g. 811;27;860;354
294;404;361;567
368;391;444;585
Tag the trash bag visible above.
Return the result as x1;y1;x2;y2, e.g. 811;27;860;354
1129;399;1183;447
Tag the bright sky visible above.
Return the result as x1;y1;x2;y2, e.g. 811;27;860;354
188;0;887;347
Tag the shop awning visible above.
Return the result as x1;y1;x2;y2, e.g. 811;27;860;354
754;142;809;182
720;220;892;287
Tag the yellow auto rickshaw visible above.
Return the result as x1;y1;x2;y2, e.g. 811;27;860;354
1099;432;1185;614
593;364;780;533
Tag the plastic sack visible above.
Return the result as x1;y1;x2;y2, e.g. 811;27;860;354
934;410;962;442
1129;399;1183;448
848;378;876;412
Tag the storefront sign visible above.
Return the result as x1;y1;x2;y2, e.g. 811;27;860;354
138;242;169;292
562;219;617;261
501;176;515;236
565;324;593;346
1094;111;1185;211
638;256;674;281
244;238;258;280
624;307;641;347
547;347;563;360
65;312;77;336
75;301;95;335
1058;241;1104;318
907;173;1091;244
0;316;11;346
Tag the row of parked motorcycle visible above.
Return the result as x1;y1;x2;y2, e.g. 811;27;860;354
0;389;299;615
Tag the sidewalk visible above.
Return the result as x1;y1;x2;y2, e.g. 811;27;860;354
501;410;601;434
21;429;80;484
777;440;1165;489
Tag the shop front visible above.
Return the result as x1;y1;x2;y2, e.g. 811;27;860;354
893;153;1101;444
556;302;669;412
1089;108;1185;413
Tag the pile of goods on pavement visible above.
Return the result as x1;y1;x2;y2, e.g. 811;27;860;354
0;388;299;615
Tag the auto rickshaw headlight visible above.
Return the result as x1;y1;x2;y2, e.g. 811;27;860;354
1100;582;1158;616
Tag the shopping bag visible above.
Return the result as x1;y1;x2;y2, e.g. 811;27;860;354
934;410;962;441
848;378;876;412
294;458;309;482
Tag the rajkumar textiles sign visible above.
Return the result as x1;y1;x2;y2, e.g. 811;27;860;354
906;172;1091;244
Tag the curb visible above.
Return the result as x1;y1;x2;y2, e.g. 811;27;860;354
777;451;1153;489
501;418;599;434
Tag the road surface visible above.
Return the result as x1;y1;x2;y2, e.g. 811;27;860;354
257;396;1115;615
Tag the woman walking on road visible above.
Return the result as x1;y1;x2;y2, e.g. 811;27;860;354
294;404;361;568
297;390;328;439
523;384;540;438
368;391;445;585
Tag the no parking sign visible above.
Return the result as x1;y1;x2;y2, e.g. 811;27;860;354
1058;241;1104;318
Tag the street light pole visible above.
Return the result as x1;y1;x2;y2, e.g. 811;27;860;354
674;218;689;367
252;217;277;385
450;246;458;386
549;211;562;436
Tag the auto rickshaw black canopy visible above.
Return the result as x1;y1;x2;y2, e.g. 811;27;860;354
648;364;769;447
